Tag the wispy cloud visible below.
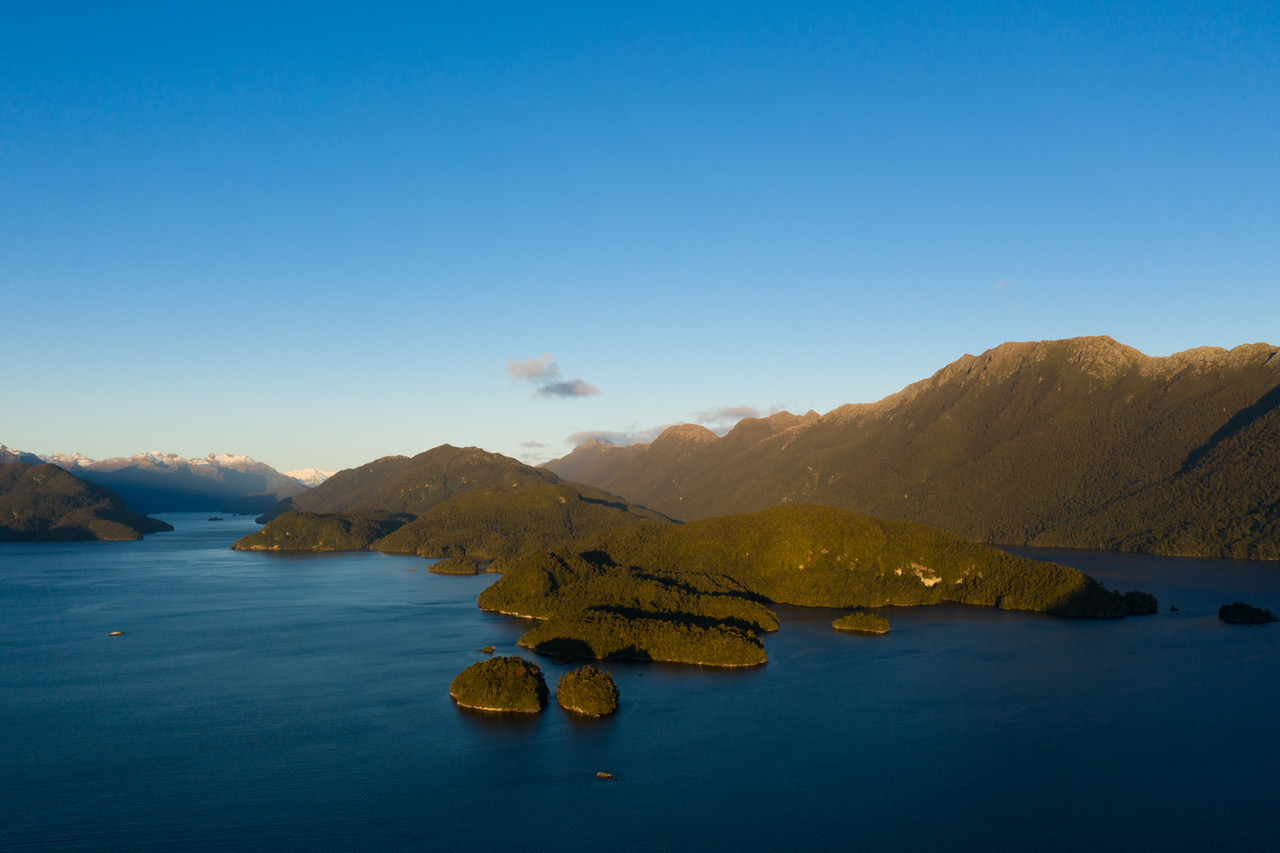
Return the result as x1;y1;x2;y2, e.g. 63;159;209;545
520;440;549;448
506;353;601;398
506;353;558;382
567;423;676;448
537;379;600;398
695;405;763;427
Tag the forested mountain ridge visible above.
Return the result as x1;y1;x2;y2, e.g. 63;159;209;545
0;462;173;541
258;444;568;522
242;448;669;556
546;337;1280;559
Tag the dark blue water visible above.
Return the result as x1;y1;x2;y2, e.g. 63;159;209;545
3;516;1278;851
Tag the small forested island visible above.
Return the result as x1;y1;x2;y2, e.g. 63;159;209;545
832;611;891;634
556;666;620;716
0;462;173;542
1218;602;1277;624
449;656;549;713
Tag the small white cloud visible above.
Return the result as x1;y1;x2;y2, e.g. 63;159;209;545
506;353;559;382
695;405;763;426
521;441;549;448
567;423;676;448
506;352;601;399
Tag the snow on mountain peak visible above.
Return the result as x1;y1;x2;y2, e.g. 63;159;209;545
283;468;336;487
43;452;95;468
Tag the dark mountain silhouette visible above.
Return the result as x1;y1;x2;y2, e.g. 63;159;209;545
0;462;173;541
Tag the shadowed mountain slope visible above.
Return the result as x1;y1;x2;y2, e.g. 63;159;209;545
47;452;309;514
546;337;1280;559
0;462;173;541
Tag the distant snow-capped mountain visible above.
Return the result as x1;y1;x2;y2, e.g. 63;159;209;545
0;444;44;465
2;444;323;514
42;451;95;468
283;468;336;487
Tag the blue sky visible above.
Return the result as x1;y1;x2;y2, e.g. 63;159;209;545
3;2;1277;472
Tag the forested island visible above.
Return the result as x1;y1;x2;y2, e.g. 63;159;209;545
556;666;620;716
449;656;549;713
476;505;1156;667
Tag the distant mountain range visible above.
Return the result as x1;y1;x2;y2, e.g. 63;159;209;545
546;336;1280;560
0;446;332;513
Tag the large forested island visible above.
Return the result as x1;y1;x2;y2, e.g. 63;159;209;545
547;337;1280;560
0;462;173;541
477;505;1156;667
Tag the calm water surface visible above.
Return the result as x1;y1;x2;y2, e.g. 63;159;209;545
2;516;1278;851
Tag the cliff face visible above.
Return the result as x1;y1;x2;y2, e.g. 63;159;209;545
546;337;1280;559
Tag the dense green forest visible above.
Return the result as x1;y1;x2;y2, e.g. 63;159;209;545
372;482;668;558
234;478;665;557
475;504;1152;667
449;656;549;712
518;613;766;667
547;337;1280;559
258;444;567;521
478;550;775;667
478;550;778;632
564;506;1155;617
555;666;620;716
0;462;173;541
832;611;891;634
231;511;411;552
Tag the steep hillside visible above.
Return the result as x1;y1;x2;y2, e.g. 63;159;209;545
0;462;173;541
259;444;561;522
546;337;1280;559
372;482;670;558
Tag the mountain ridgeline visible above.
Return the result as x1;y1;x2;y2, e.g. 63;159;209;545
236;446;670;558
547;337;1280;560
258;445;569;522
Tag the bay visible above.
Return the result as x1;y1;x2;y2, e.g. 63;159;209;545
2;515;1278;851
